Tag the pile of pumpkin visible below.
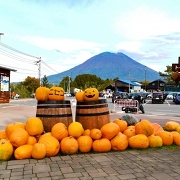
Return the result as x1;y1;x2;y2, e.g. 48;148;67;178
1;117;180;161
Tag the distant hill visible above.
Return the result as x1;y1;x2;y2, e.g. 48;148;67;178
47;52;160;84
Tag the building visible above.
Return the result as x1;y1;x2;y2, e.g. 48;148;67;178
0;66;17;103
142;79;165;91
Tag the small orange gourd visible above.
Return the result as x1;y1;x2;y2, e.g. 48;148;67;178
148;135;163;148
90;128;102;140
113;119;128;132
35;86;50;101
156;131;173;146
92;138;111;152
77;136;93;153
75;91;84;102
0;139;13;161
68;122;84;138
32;143;46;159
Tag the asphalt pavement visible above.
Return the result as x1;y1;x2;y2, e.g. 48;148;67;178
1;99;180;180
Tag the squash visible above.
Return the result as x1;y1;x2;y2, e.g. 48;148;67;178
68;122;84;138
9;128;29;147
25;117;44;136
165;121;179;131
0;139;13;161
123;128;136;139
113;119;128;132
61;136;78;155
151;123;164;135
148;135;163;148
38;135;60;157
111;132;128;151
156;131;173;146
0;130;7;139
51;122;68;141
173;134;180;146
75;91;84;102
120;114;139;126
90;128;102;140
135;119;154;136
14;144;33;160
32;143;46;159
27;136;37;145
48;86;65;101
83;88;99;101
82;129;91;136
35;87;50;101
77;136;93;153
100;123;120;140
92;138;111;152
128;134;149;149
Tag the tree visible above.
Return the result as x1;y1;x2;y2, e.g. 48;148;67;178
42;75;50;87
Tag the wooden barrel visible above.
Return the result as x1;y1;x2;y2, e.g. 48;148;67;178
75;99;110;130
36;100;73;132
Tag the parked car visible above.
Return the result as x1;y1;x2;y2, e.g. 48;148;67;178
166;92;178;100
64;92;71;97
152;92;164;104
174;93;180;104
112;92;128;103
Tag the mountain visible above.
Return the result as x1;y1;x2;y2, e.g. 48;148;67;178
47;52;160;84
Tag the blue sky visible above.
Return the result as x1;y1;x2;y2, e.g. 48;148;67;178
0;0;180;82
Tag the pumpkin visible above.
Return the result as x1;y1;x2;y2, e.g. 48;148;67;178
165;121;179;131
92;138;111;152
68;122;84;138
0;139;13;161
31;143;46;159
90;129;102;140
27;136;37;145
135;119;154;136
61;136;78;155
51;122;68;141
100;123;120;140
151;123;164;135
171;131;180;142
14;144;33;160
111;132;128;151
148;135;163;148
173;134;180;146
156;131;173;146
82;129;91;136
120;114;139;126
0;130;7;139
83;87;99;101
48;86;65;101
25;117;44;136
75;91;84;102
35;86;50;101
9;128;29;147
176;125;180;133
77;135;93;153
123;128;136;139
113;119;128;132
128;134;149;149
5;122;25;139
38;135;60;157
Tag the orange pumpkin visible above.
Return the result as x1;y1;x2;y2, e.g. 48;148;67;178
27;136;37;145
111;132;128;151
35;86;50;101
75;91;84;102
165;121;179;131
14;144;33;160
113;119;128;132
0;139;13;161
25;117;44;136
0;130;7;139
51;122;68;141
68;122;84;138
38;135;60;157
31;143;46;159
148;135;163;148
135;119;154;136
171;131;180;142
151;123;164;135
92;138;111;152
83;88;99;101
48;86;65;101
9;128;29;147
173;134;180;146
100;123;120;140
5;122;25;139
176;125;180;133
123;128;136;139
156;131;173;146
128;134;149;149
90;129;102;140
82;129;91;136
77;135;93;153
61;136;78;155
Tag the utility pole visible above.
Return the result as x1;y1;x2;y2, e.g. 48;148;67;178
145;66;146;92
35;57;41;86
128;71;130;93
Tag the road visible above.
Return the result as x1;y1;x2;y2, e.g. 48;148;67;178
0;97;180;130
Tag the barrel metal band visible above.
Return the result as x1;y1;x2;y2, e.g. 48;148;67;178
37;105;71;108
36;114;72;117
76;111;109;116
76;104;108;109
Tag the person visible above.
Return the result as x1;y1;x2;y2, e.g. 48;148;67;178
11;92;15;99
136;95;145;114
14;93;20;100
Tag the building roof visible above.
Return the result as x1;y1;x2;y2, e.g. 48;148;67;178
0;66;17;72
120;79;141;86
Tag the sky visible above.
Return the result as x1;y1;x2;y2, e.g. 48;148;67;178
0;0;180;82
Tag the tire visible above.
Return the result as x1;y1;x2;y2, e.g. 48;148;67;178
125;108;129;113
